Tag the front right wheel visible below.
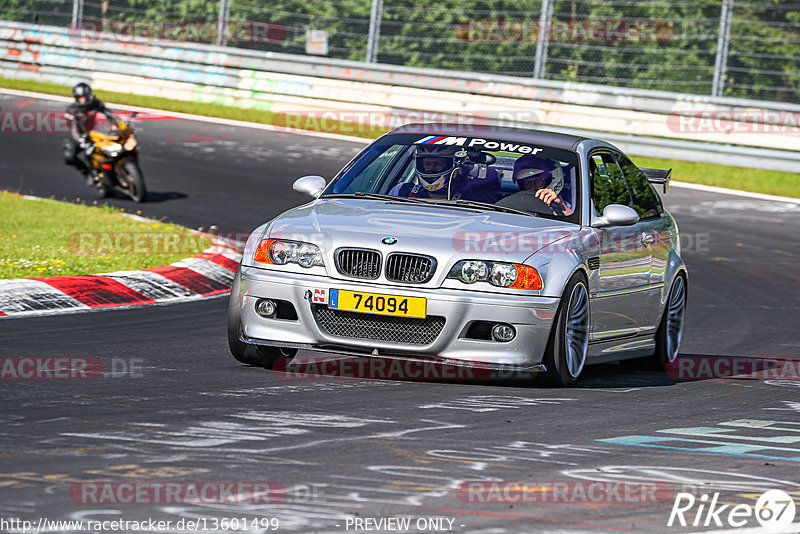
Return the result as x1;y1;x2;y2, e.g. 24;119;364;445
619;273;687;372
540;274;590;387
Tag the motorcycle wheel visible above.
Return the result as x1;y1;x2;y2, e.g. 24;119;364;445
121;160;147;203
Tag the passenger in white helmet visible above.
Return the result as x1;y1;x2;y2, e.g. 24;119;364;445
496;155;574;216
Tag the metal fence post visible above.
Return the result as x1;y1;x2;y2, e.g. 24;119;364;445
217;0;231;47
712;0;733;97
71;0;84;28
366;0;383;63
533;0;553;79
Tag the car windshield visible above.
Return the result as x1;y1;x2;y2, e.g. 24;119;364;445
324;133;581;223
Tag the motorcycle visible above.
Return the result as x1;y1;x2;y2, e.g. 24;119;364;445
83;112;147;202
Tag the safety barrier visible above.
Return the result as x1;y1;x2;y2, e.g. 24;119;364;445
1;20;798;172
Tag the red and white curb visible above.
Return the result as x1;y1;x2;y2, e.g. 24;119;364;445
0;242;241;318
1;193;243;318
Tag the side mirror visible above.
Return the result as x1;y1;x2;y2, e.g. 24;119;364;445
293;175;326;198
592;204;639;228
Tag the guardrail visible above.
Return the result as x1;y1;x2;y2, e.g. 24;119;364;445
1;20;798;172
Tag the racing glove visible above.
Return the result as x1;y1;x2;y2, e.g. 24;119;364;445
80;135;95;156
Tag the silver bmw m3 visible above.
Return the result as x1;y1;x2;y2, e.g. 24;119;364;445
227;125;688;386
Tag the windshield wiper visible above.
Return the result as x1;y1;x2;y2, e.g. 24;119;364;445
322;192;428;203
430;198;537;217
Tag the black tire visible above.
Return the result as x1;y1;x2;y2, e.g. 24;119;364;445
651;273;687;371
226;267;296;369
539;273;590;387
121;160;147;202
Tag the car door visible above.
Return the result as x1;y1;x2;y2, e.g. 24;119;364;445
614;151;669;330
587;151;653;342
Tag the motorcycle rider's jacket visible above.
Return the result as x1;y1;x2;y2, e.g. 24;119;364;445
66;98;115;143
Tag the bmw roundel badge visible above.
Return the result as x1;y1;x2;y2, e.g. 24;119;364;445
382;237;398;245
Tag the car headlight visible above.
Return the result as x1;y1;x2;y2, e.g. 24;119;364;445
102;143;123;157
448;260;542;290
254;239;324;268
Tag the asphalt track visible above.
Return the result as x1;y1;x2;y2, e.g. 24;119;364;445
1;93;800;533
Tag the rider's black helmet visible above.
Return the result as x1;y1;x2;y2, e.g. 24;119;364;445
72;83;95;110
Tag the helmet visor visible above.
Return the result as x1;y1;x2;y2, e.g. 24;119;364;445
415;156;451;175
516;164;564;194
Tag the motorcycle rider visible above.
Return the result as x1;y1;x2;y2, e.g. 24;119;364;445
63;83;113;185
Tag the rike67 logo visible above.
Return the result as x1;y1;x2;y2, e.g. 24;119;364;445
668;489;796;530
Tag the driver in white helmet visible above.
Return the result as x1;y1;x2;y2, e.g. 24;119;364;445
390;145;497;203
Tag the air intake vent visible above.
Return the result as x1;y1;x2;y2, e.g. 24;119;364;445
335;248;381;279
587;257;601;270
313;305;445;345
385;253;436;284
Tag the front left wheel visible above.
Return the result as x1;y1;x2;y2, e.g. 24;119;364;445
228;323;296;369
227;266;296;369
540;274;590;387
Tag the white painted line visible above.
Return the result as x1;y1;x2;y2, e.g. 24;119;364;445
671;181;800;204
120;212;161;224
0;87;74;103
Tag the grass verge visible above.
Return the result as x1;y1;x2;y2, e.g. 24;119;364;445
1;76;797;197
0;191;212;278
634;156;799;199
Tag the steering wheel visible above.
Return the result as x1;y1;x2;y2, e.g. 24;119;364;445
525;194;558;215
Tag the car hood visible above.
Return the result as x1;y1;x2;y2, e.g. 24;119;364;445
267;199;578;274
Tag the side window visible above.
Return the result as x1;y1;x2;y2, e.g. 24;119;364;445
615;153;663;219
590;152;632;216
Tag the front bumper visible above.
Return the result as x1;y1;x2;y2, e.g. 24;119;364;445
237;266;560;369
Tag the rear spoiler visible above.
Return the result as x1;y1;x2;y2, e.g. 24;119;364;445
640;168;672;193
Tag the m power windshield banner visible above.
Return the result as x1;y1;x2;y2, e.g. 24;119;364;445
414;135;544;155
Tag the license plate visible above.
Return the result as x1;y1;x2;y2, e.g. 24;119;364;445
328;289;426;319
